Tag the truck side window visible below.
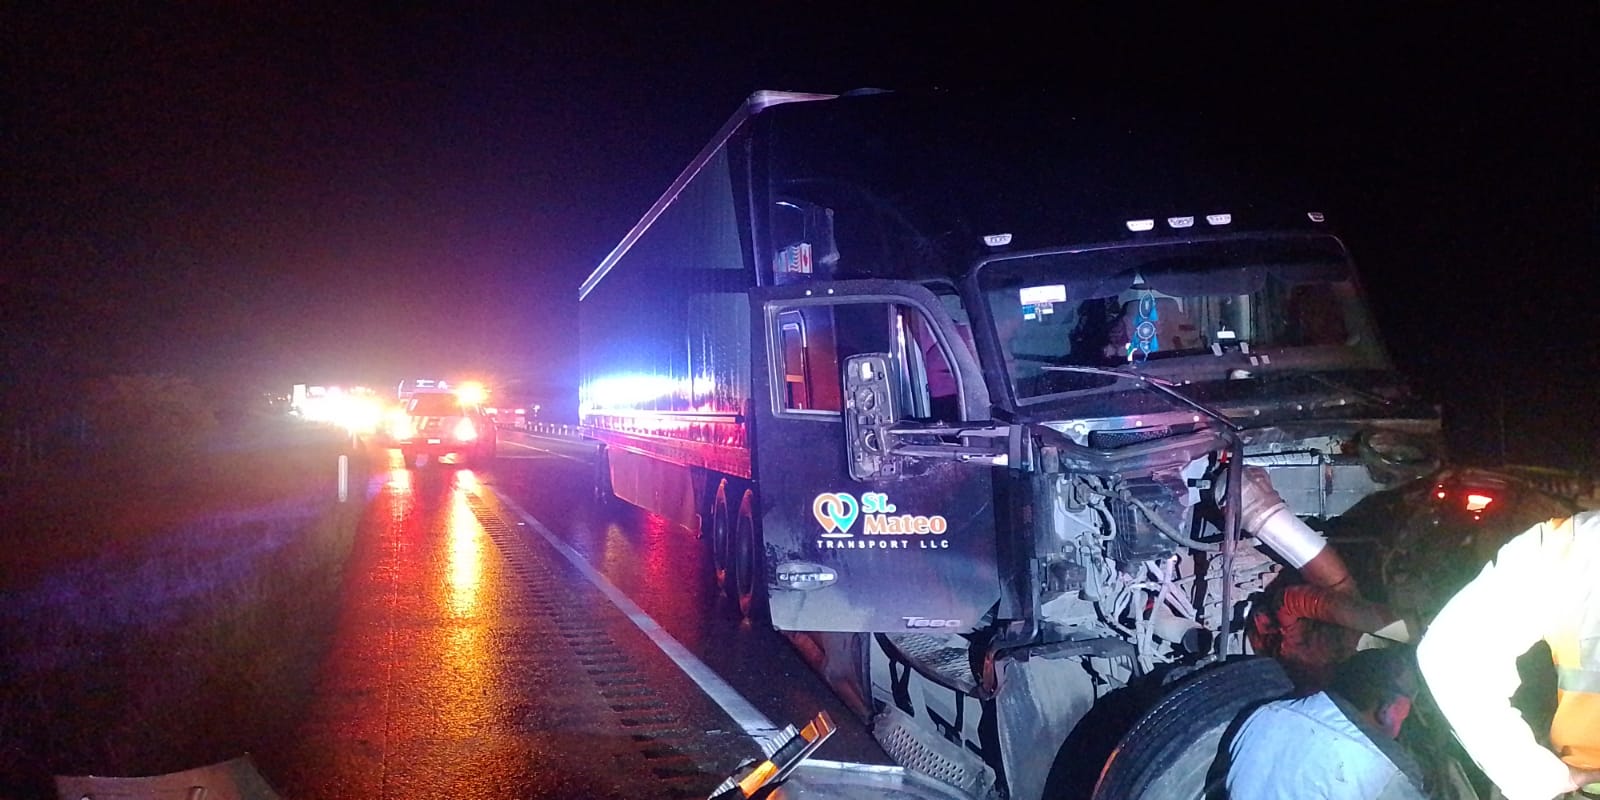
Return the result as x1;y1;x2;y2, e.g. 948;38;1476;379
774;307;842;413
770;198;840;283
778;311;812;410
771;300;960;422
898;308;961;422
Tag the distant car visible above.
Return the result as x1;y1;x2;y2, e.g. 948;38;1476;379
484;399;540;431
391;390;498;468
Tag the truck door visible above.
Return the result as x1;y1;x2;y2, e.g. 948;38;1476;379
750;280;1002;633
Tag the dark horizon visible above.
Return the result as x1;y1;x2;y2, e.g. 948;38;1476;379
3;6;1594;467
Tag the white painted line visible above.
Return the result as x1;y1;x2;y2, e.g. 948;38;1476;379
498;439;590;464
805;759;909;775
491;490;784;748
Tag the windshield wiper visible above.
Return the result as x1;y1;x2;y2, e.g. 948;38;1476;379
1041;365;1242;432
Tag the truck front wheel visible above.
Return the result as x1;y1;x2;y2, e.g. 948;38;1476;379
1089;657;1293;800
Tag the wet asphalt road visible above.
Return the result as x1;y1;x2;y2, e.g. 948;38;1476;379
275;433;886;799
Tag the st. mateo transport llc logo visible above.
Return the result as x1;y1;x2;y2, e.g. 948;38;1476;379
811;492;950;550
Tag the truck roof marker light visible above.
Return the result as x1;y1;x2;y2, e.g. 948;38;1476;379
983;233;1013;247
1206;214;1232;226
1126;219;1155;232
1167;216;1195;229
1307;211;1326;222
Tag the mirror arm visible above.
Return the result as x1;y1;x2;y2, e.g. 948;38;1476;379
885;424;1009;438
878;424;1012;466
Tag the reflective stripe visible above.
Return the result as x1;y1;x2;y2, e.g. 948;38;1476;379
1558;666;1600;693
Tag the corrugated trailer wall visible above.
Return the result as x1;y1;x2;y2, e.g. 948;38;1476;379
579;139;754;529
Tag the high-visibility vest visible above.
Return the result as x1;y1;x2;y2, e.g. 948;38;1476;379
1547;516;1600;770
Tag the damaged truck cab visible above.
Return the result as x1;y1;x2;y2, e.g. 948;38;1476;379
579;90;1442;799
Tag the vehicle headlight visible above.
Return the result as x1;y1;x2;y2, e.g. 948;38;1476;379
453;417;478;441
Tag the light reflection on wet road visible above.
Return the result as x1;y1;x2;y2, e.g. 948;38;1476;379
485;435;887;762
275;441;869;799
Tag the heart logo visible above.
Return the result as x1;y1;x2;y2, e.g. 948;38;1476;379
812;493;860;538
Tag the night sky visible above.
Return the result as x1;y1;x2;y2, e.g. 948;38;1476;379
3;6;1594;467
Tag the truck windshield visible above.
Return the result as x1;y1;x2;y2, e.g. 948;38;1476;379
979;234;1391;403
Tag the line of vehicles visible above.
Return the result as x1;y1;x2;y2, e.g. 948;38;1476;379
292;378;544;468
571;89;1591;799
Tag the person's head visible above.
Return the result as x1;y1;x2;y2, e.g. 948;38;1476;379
1328;645;1420;739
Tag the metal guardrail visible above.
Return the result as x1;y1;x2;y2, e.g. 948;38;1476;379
521;421;587;440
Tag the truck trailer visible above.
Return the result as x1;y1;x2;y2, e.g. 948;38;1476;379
578;89;1450;799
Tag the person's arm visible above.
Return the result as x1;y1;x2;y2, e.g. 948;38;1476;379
1416;521;1571;800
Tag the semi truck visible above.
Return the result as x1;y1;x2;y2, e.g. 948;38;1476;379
578;89;1451;799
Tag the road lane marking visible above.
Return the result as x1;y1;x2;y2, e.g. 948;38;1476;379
497;438;593;464
491;491;785;750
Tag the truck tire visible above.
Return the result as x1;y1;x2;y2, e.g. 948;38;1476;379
1090;657;1293;800
710;482;733;601
732;488;768;622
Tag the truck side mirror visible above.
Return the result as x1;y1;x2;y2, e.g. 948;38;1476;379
842;353;901;481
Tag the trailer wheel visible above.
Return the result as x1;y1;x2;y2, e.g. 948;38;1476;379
710;482;734;601
732;489;767;622
1089;657;1293;800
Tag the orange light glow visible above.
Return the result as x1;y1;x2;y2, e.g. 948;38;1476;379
454;380;487;406
433;479;492;738
1465;493;1494;512
447;489;484;617
386;449;412;490
736;761;779;795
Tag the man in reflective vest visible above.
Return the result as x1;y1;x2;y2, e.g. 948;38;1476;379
1417;512;1600;799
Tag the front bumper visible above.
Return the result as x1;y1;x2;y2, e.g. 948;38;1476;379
396;436;479;455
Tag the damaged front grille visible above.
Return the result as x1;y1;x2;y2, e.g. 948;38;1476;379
1088;426;1173;449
